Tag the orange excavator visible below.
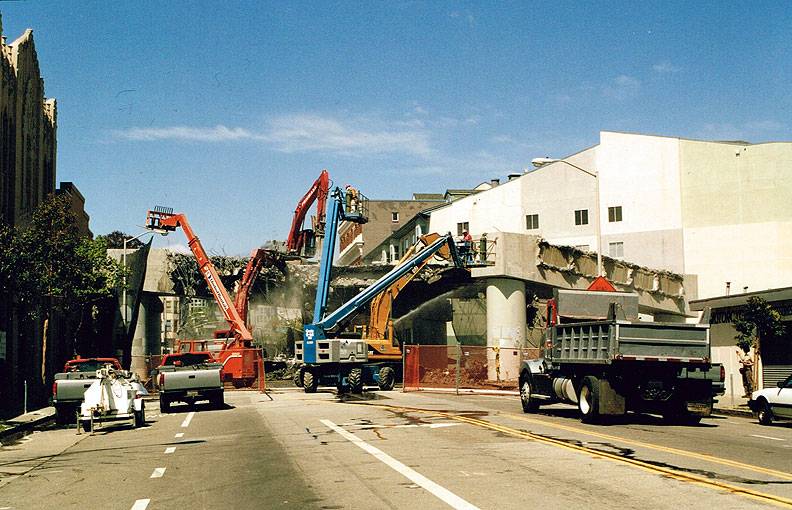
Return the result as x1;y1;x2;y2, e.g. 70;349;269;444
146;207;261;387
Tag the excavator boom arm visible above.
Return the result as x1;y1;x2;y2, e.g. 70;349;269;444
286;169;330;254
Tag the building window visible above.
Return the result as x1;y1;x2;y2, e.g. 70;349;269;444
608;206;622;222
525;214;539;230
609;241;624;258
391;211;399;223
457;222;469;236
574;209;589;226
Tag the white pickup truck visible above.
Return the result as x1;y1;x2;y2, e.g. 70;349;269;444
52;358;123;425
155;352;224;413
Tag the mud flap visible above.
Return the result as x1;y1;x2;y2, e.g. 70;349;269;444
598;378;626;416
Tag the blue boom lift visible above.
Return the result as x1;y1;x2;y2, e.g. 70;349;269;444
296;187;464;393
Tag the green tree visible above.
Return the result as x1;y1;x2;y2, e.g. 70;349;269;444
2;195;124;381
96;230;144;250
733;296;785;389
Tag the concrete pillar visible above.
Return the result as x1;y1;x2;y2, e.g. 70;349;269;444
486;278;526;381
130;294;163;380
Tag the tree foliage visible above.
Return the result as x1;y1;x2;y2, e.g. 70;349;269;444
733;296;786;353
0;195;124;317
166;251;286;298
96;230;144;249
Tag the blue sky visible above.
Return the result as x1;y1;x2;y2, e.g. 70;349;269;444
1;2;790;255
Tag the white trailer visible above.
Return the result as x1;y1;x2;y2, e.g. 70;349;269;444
79;365;148;433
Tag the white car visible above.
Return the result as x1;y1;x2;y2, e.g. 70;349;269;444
748;374;792;425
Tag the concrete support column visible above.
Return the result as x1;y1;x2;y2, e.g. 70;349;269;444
486;278;526;381
130;294;163;380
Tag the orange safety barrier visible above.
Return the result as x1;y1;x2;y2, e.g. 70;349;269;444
403;345;542;393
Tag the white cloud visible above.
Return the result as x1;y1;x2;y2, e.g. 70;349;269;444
264;114;432;156
614;75;640;88
652;61;681;73
114;125;260;142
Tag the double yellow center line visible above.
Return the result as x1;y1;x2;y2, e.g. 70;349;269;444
352;402;792;508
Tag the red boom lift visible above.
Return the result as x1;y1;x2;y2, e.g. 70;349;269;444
145;207;260;387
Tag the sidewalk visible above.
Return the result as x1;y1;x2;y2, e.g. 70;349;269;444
713;393;753;418
0;406;55;444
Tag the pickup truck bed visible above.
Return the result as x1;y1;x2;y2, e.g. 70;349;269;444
156;353;224;413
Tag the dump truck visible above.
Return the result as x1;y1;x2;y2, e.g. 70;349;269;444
519;288;714;424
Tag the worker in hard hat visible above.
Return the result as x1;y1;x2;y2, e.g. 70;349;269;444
345;184;359;213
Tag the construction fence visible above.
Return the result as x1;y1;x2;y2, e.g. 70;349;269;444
403;345;542;393
130;347;268;393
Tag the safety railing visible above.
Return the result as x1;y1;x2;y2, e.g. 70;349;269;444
403;345;541;393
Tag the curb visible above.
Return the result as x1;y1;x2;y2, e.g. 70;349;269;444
0;410;55;444
713;407;754;418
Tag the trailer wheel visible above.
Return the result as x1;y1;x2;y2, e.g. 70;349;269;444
578;376;600;423
293;368;304;388
348;368;363;394
303;370;318;393
134;404;146;428
80;420;92;434
377;366;396;391
757;399;774;426
520;375;540;413
159;395;171;414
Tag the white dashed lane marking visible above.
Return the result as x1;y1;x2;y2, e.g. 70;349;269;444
175;432;184;438
750;434;785;441
150;467;166;478
321;419;480;510
164;447;176;454
181;411;195;428
131;499;150;510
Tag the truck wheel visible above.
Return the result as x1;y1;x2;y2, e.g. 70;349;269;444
55;406;72;426
757;399;774;426
377;366;396;391
520;376;540;413
293;368;304;388
159;395;171;414
578;376;600;423
212;392;225;410
348;368;363;394
134;405;146;428
303;370;318;393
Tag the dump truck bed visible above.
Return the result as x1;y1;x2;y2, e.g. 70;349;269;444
549;320;710;364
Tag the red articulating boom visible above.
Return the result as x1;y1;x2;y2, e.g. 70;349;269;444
145;207;258;387
286;169;329;256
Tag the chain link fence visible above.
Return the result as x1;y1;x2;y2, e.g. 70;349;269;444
403;345;541;393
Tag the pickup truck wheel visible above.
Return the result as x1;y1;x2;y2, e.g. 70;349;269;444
212;392;225;410
348;368;363;394
303;370;318;393
55;406;73;426
377;366;396;391
134;405;145;428
159;395;171;414
757;399;774;426
578;376;601;423
520;377;540;413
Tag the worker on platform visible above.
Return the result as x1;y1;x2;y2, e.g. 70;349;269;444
345;184;359;213
458;230;473;264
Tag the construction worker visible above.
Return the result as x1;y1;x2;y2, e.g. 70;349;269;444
345;184;359;213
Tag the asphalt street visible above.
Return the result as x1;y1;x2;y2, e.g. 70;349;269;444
1;389;791;510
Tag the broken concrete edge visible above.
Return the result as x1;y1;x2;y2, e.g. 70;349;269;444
0;406;56;444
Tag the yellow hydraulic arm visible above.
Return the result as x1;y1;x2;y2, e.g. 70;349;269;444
366;233;459;360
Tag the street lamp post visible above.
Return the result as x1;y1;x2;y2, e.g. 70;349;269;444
122;231;155;328
532;158;603;277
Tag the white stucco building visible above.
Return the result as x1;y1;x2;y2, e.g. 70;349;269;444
429;131;792;301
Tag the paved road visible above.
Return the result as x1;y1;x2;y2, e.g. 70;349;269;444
1;389;791;509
